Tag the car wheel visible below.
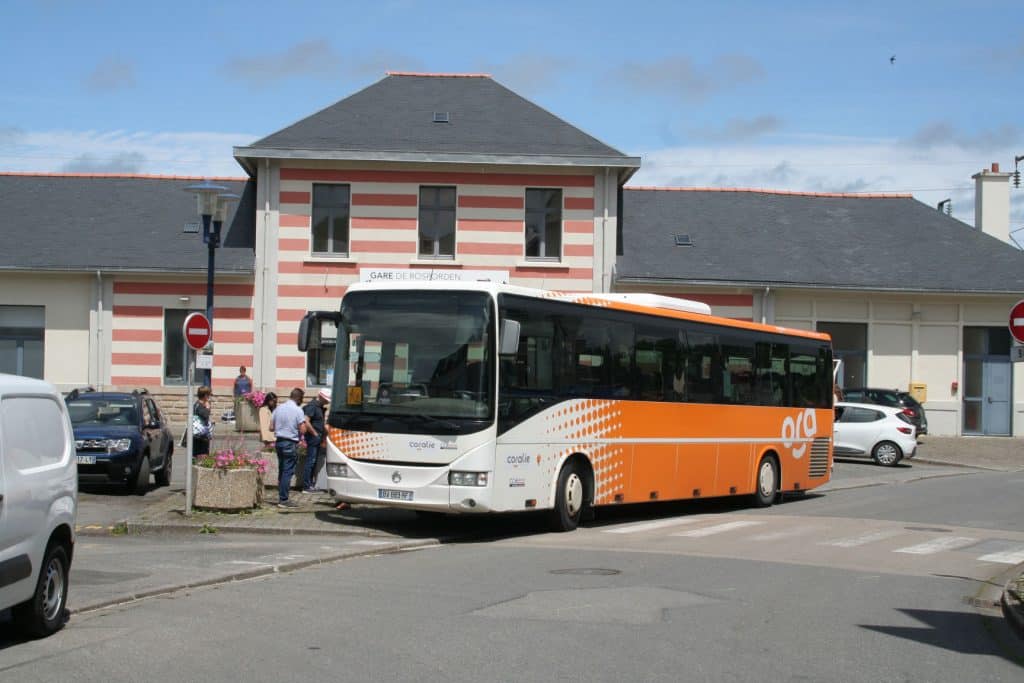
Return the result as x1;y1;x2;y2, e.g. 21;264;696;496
753;455;779;507
129;455;151;494
12;543;69;638
872;441;902;467
154;449;172;487
550;460;586;532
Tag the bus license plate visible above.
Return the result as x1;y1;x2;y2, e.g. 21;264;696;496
77;455;97;465
377;488;413;501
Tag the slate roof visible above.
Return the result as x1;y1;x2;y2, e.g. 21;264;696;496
618;188;1024;294
234;73;640;175
0;174;255;273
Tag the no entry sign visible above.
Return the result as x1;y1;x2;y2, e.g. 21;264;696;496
183;312;212;350
1010;300;1024;345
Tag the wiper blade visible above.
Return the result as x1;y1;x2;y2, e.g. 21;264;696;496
409;414;462;432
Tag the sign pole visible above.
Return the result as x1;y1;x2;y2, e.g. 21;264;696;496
181;311;212;517
186;349;194;516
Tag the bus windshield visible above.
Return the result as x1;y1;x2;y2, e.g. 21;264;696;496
331;290;495;434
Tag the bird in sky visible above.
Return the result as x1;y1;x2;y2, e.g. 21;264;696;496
890;55;896;65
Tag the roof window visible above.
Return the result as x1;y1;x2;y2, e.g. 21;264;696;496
432;111;450;123
673;233;693;246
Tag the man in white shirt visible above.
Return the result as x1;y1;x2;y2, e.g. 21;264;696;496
270;388;308;508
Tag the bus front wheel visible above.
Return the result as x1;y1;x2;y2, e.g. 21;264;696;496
551;461;585;532
753;455;779;507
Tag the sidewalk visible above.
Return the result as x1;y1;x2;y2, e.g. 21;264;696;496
119;426;431;539
912;435;1024;471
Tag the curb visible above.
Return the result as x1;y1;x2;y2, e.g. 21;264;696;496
911;457;1008;472
821;469;977;493
120;520;401;539
68;537;440;615
1001;571;1024;640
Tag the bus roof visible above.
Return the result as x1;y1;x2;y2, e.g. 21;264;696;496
343;280;831;343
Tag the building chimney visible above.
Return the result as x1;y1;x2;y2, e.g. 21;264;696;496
972;162;1011;244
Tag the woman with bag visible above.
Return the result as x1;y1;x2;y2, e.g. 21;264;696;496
192;385;214;457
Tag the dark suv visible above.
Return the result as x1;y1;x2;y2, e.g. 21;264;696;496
65;389;174;493
841;387;928;435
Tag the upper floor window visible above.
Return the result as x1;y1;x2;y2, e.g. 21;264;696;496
525;188;562;260
419;186;456;258
312;184;350;256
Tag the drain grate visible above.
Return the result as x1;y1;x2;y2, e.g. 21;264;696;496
549;568;621;576
963;596;1000;610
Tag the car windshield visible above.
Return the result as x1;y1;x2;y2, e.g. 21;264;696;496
898;392;922;408
66;398;138;426
330;290;495;434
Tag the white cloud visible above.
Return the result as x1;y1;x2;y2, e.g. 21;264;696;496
85;57;136;93
222;39;343;87
0;129;256;177
631;138;1024;231
616;54;765;101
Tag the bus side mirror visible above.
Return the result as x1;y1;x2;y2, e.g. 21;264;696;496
297;311;341;352
499;319;521;356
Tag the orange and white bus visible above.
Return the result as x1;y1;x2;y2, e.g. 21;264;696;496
299;281;834;531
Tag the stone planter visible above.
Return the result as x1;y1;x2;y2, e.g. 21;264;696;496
234;400;260;433
192;466;263;510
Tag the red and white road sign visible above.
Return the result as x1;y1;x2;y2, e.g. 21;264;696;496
1010;300;1024;345
183;312;212;350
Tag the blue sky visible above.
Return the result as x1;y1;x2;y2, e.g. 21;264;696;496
1;0;1022;230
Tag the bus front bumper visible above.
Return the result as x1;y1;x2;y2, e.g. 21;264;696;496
325;459;495;513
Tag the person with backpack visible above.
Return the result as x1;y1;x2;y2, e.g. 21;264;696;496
301;389;331;492
192;385;213;457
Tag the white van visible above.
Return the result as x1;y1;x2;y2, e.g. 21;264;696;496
0;374;77;637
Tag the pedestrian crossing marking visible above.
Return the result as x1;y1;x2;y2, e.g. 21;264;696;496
977;546;1024;564
602;517;703;534
747;525;823;542
672;520;764;538
894;536;977;555
351;539;394;546
823;529;904;548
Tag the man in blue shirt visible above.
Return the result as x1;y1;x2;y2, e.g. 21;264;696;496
270;388;308;508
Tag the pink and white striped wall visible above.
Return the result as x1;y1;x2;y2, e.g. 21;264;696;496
269;166;599;387
109;280;255;390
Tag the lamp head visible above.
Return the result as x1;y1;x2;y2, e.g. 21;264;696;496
183;179;229;217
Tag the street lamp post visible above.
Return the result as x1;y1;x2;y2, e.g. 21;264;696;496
184;180;232;386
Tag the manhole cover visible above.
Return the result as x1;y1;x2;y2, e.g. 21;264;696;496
905;526;952;533
549;568;620;576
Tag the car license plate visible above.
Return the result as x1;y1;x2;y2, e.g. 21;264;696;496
77;455;97;465
377;488;413;501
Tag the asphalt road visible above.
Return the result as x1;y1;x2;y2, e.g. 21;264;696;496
2;461;1021;681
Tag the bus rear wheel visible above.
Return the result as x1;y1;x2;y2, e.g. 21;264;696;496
551;461;585;532
753;455;779;507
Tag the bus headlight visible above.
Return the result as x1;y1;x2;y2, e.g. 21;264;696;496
449;471;488;487
326;463;350;478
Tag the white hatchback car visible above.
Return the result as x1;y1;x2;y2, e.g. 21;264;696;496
833;401;917;467
0;374;77;637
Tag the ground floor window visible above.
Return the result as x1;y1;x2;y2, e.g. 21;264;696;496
163;309;203;385
0;305;44;378
817;322;866;389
